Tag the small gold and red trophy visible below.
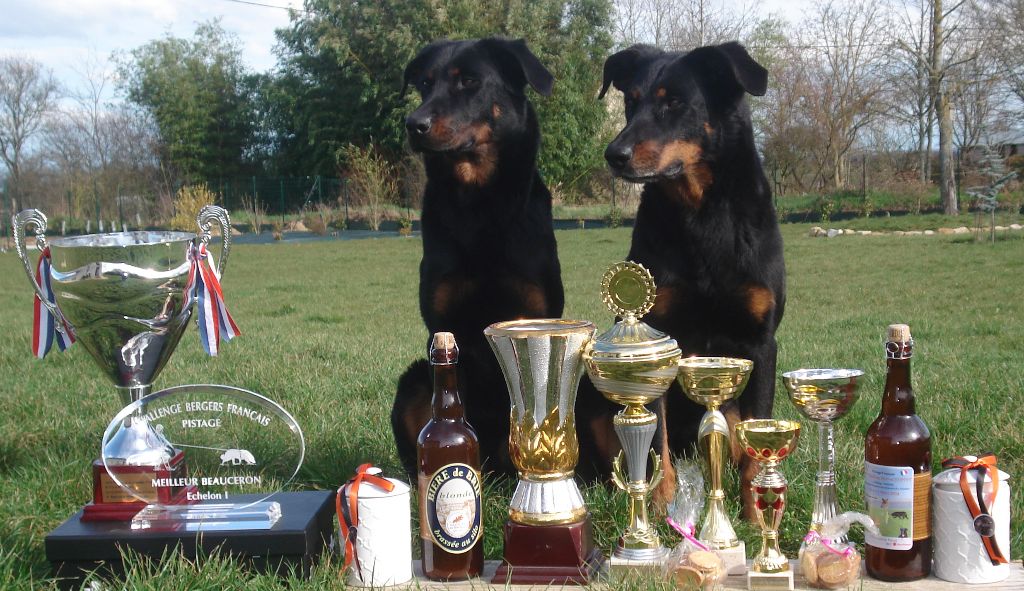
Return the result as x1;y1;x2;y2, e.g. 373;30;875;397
735;419;801;591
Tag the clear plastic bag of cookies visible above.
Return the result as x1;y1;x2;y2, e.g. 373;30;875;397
799;512;877;589
663;462;725;590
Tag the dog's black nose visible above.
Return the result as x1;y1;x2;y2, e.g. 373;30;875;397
605;144;633;169
406;115;432;135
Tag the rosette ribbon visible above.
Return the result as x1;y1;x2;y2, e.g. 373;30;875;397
31;248;75;358
941;453;1007;565
189;243;240;356
337;464;396;577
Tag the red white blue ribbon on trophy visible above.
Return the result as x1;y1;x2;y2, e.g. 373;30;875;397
32;248;75;358
189;243;240;356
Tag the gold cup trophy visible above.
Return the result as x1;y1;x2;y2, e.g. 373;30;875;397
677;356;754;574
735;419;802;591
583;262;681;579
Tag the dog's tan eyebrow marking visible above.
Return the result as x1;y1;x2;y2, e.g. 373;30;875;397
630;89;641;100
492;103;502;119
449;67;460;77
704;122;714;135
655;87;667;98
427;70;434;79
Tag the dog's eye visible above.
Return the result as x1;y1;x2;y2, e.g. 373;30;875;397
419;78;434;90
666;96;682;109
461;77;480;90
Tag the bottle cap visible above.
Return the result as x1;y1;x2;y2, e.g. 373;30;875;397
430;332;458;364
887;324;912;343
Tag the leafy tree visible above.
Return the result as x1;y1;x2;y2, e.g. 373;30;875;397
270;0;613;193
116;20;258;184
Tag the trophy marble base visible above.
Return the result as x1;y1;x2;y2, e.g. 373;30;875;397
82;451;192;522
747;569;794;590
491;518;603;585
716;541;747;575
606;549;669;584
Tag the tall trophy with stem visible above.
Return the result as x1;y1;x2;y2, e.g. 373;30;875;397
782;368;862;541
677;356;753;574
583;262;681;579
735;419;801;591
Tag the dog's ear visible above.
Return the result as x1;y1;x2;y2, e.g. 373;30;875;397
599;44;660;99
479;38;554;97
684;41;768;99
403;40;449;96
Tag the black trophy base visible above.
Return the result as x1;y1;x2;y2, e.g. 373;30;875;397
45;491;334;590
491;516;603;585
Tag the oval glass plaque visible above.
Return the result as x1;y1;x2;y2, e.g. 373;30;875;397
101;384;304;530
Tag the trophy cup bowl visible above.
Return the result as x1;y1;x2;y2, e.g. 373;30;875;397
677;356;753;574
735;419;800;589
13;206;231;519
782;368;862;541
485;318;602;584
583;261;681;577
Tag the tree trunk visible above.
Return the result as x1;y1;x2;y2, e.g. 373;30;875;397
933;0;958;214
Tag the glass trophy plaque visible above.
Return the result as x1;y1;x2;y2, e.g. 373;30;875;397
101;384;305;531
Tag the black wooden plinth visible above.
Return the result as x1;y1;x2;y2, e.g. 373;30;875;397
45;491;335;589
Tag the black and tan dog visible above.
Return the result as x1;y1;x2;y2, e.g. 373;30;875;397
592;42;786;510
391;38;563;478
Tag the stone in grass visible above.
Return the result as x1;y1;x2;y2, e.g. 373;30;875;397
810;226;825;237
826;229;841;238
953;226;970;234
906;230;923;235
995;226;1007;231
858;230;872;235
924;230;935;235
938;228;956;235
1010;224;1022;230
893;231;906;236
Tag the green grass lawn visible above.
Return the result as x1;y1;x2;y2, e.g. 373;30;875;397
0;223;1022;589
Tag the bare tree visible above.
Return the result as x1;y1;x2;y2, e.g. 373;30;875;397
0;55;59;203
667;0;760;49
889;0;936;181
978;0;1024;114
800;0;891;189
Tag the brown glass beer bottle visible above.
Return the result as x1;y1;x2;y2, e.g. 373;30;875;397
417;332;483;580
864;324;932;581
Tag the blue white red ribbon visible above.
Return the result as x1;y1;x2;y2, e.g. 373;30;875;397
32;248;75;358
191;243;240;356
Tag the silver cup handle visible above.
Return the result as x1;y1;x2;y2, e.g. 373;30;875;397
11;209;71;332
196;205;232;275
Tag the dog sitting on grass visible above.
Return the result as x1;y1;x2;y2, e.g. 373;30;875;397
590;42;787;513
391;38;564;478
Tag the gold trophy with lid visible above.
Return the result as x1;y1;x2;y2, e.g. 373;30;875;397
677;356;753;574
583;262;681;578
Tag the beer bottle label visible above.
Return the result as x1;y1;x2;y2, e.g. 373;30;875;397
864;462;931;549
423;463;482;554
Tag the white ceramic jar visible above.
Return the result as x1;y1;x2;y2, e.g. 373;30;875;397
932;458;1010;584
343;477;413;587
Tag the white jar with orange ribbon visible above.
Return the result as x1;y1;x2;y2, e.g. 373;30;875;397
337;465;413;587
932;454;1010;584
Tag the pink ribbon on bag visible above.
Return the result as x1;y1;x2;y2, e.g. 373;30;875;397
804;531;855;557
666;516;711;551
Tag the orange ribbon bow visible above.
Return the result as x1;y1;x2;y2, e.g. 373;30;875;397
941;453;1007;565
337;463;395;577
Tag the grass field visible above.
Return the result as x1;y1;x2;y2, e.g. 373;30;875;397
0;222;1022;589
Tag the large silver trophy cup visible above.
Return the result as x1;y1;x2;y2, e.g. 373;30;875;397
13;206;231;520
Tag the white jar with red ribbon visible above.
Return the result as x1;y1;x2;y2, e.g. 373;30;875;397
933;455;1010;584
337;465;412;587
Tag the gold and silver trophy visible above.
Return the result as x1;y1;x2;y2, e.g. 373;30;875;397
583;262;681;578
735;419;801;591
485;319;603;584
677;356;753;574
782;368;862;541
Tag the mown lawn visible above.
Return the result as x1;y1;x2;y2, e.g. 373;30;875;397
0;222;1021;589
